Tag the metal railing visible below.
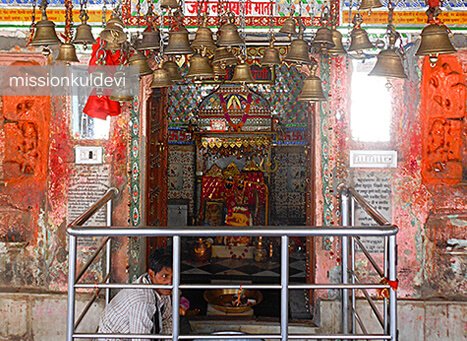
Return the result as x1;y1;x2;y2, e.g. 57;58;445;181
66;187;398;341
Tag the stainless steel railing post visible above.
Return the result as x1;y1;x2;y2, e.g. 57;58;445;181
350;197;356;334
106;199;113;304
341;190;350;334
281;235;289;341
389;235;397;341
67;234;77;341
172;235;181;340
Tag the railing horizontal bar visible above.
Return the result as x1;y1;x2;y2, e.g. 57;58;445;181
69;188;119;227
72;333;391;340
348;188;389;226
74;283;390;290
75;283;173;289
68;226;398;237
75;237;110;284
180;284;282;289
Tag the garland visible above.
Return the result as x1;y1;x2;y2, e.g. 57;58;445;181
219;93;253;132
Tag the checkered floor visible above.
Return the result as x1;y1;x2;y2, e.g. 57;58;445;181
181;255;306;281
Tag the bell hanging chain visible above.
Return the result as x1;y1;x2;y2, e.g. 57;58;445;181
268;0;274;38
64;0;73;43
102;0;107;27
28;0;37;45
240;0;246;58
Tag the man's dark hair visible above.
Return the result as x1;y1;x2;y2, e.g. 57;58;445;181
148;249;172;274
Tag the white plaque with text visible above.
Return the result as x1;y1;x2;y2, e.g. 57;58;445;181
350;150;397;168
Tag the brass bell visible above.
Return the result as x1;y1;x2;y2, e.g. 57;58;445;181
217;13;244;47
312;27;335;51
359;0;383;11
165;27;193;55
369;48;407;79
231;61;255;83
163;60;183;82
192;25;217;53
328;29;346;55
73;23;96;46
31;10;61;46
348;27;374;52
56;43;79;63
186;53;214;80
128;51;153;77
284;35;313;65
110;86;134;102
261;37;281;66
212;47;237;66
100;16;127;45
136;27;160;51
298;72;326;102
151;67;172;88
415;24;456;57
279;17;297;36
160;0;180;9
213;63;226;78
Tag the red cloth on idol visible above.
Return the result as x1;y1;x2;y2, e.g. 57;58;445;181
83;38;122;120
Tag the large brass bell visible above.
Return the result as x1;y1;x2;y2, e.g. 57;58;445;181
261;37;281;66
212;47;237;66
231;61;255;83
298;72;326;102
160;0;180;9
73;23;96;46
100;16;127;45
56;43;79;63
359;0;383;11
312;27;335;51
217;13;244;47
348;27;374;52
415;24;456;57
192;25;216;53
328;29;346;55
165;27;193;55
136;27;160;51
369;48;407;79
151;67;172;88
31;10;61;46
279;17;297;36
128;51;153;77
186;53;214;80
163;60;183;82
284;35;313;65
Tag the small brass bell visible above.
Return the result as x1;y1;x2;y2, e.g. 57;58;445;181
31;9;61;46
212;47;237;66
217;13;244;47
136;27;160;51
298;72;326;102
359;0;383;11
160;0;180;9
415;24;456;57
110;86;134;102
328;29;346;55
369;48;407;79
151;67;172;88
56;43;79;63
192;23;217;53
261;37;281;66
186;53;214;80
163;60;183;82
231;61;255;84
284;35;313;65
128;51;153;77
213;62;226;78
279;17;297;36
165;27;193;55
348;27;374;52
100;16;127;45
73;23;96;46
312;27;335;52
